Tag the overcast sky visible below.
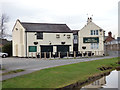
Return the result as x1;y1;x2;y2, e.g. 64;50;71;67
0;0;119;39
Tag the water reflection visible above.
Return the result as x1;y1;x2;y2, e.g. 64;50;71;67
83;77;106;88
81;70;119;89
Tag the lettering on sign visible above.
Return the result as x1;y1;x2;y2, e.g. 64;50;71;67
83;37;99;43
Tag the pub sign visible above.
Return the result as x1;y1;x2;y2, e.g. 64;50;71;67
83;37;99;43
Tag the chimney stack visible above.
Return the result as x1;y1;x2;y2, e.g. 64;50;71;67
87;17;92;23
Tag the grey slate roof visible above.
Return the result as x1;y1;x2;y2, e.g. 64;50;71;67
21;22;72;33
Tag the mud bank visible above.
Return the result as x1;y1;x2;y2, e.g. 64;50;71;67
57;71;110;89
58;65;120;89
116;66;120;71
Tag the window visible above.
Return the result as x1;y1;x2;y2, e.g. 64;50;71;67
91;43;93;49
91;30;93;35
74;35;78;39
91;43;99;49
96;30;98;35
56;34;60;38
91;30;99;35
37;32;43;39
67;35;70;39
96;43;99;49
16;28;18;30
94;30;96;35
29;46;37;52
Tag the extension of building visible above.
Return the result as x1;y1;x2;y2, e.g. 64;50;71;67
12;17;105;57
12;20;73;57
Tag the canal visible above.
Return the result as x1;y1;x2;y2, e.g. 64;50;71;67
81;70;119;89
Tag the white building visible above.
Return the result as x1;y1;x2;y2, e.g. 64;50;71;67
12;20;73;57
78;17;105;56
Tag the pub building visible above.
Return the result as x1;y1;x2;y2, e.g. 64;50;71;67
12;18;105;58
78;17;105;56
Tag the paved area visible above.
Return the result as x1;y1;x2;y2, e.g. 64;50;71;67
0;56;117;81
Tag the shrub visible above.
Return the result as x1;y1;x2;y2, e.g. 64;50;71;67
2;42;12;56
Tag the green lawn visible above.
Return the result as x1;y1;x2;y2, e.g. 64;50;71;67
2;57;119;88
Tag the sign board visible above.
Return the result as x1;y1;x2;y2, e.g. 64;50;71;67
83;37;99;43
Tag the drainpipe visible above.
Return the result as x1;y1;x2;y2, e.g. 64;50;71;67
25;32;27;57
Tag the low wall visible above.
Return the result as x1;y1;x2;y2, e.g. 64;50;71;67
105;50;120;57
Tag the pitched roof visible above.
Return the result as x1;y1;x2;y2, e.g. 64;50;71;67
104;32;115;42
20;22;72;33
72;30;79;35
104;36;115;42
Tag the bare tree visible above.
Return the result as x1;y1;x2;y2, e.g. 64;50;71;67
0;14;9;39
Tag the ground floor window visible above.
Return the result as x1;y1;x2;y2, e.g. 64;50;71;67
29;46;37;52
91;43;99;49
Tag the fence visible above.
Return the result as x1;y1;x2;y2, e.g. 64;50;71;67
27;51;105;59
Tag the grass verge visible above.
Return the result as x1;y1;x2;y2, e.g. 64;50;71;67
2;57;120;88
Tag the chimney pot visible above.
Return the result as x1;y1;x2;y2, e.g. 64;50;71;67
87;17;92;23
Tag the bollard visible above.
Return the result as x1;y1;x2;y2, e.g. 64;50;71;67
40;52;41;59
58;52;60;58
28;52;29;58
86;51;88;57
49;52;51;59
103;51;105;56
31;53;33;58
74;51;76;58
98;51;99;56
91;52;92;57
95;51;96;56
67;52;69;58
81;51;83;57
102;51;103;56
100;51;102;56
44;52;46;59
36;52;37;58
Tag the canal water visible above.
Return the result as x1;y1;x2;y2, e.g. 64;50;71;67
81;70;119;89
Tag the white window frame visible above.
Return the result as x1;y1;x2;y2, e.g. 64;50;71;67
96;30;98;35
91;30;99;35
91;43;99;49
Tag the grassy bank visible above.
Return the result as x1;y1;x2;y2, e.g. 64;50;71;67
2;57;119;88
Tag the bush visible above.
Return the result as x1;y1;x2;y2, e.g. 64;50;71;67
2;42;12;56
0;47;2;52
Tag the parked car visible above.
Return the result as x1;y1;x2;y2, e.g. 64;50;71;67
0;52;8;58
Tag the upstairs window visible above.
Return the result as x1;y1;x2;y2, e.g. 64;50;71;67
91;30;99;35
74;35;78;39
96;30;98;35
37;32;43;39
94;30;96;35
56;34;60;38
91;30;93;35
67;35;70;39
